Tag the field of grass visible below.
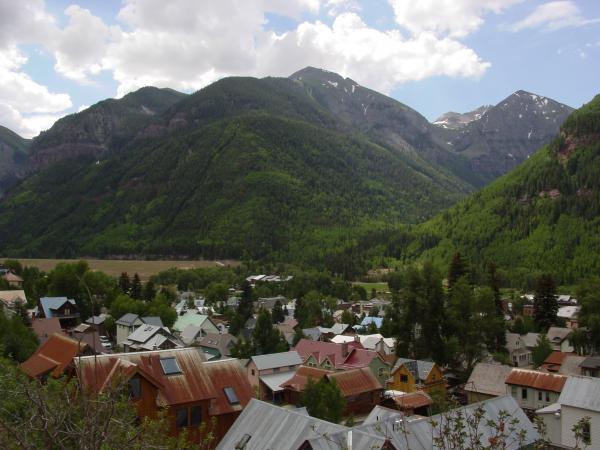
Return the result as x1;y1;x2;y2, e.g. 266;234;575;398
3;258;238;280
352;282;390;294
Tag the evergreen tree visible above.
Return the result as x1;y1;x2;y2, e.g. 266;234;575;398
118;272;130;294
301;377;346;423
340;309;355;326
252;309;286;355
447;252;468;289
130;273;142;300
142;280;156;301
271;300;285;324
238;280;254;321
532;334;553;368
533;273;558;332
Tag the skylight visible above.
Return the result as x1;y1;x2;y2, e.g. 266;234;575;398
160;357;181;375
224;386;239;405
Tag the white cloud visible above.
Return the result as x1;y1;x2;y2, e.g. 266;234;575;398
508;1;600;32
388;0;524;37
325;0;361;17
0;102;63;138
53;5;112;82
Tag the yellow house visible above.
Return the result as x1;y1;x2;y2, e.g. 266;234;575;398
388;358;446;396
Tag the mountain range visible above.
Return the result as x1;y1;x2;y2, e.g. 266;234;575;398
0;67;580;274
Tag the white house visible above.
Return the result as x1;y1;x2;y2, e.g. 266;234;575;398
505;368;567;412
537;376;600;448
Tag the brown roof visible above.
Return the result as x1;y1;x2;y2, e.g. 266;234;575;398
20;333;88;378
293;339;383;370
2;272;23;282
327;368;382;397
543;351;568;366
76;349;252;412
505;368;567;393
392;391;433;409
31;318;66;344
282;366;332;391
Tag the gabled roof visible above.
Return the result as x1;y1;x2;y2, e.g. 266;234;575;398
85;314;108;325
180;324;202;345
546;327;572;344
390;391;432;410
20;333;88;378
465;362;513;397
250;351;302;371
31;318;65;344
39;297;77;318
328;368;382;397
2;272;23;282
173;311;213;332
115;313;141;326
558;376;600;412
318;323;350;335
580;356;600;369
557;355;586;376
360;316;383;328
522;332;540;348
77;348;252;411
282;366;332;391
363;405;404;425
0;290;26;307
197;333;237;357
392;358;436;382
557;305;580;319
293;339;379;370
215;399;346;450
505;368;567;393
141;316;163;327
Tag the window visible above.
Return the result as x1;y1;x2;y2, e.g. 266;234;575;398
512;387;517;397
251;369;255;376
160;357;181;375
400;374;408;383
190;406;202;427
522;388;528;400
546;392;551;402
224;387;240;405
128;376;141;400
176;408;188;428
538;391;542;401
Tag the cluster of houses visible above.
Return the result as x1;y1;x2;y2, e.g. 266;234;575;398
4;274;599;449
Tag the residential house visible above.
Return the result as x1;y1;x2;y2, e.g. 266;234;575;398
20;333;90;379
115;314;163;346
122;324;182;352
293;339;390;386
255;295;288;312
245;351;302;401
464;362;513;404
197;333;237;360
537;376;600;448
85;313;108;335
1;271;23;288
505;368;567;412
218;396;539;450
580;356;600;377
37;297;79;328
76;349;253;444
558;305;580;328
301;327;322;341
70;323;111;353
317;323;351;340
276;317;298;345
388;358;446;397
547;327;574;352
331;334;397;356
359;316;383;331
31;317;65;344
505;332;532;367
0;290;26;315
540;352;586;375
216;399;346;450
282;366;383;415
173;312;219;337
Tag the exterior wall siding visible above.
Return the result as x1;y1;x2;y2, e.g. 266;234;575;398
561;406;600;449
507;385;561;411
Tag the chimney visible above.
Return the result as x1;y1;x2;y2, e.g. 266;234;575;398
341;342;349;357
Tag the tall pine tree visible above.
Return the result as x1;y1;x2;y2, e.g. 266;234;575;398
533;273;558;332
130;273;142;300
447;252;468;289
118;272;130;294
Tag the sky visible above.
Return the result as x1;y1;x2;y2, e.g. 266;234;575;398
1;0;599;138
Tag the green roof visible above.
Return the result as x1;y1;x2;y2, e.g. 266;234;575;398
173;312;210;332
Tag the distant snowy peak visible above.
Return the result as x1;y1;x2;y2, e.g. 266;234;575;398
433;105;492;129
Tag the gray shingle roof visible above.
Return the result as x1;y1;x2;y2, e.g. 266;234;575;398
115;313;140;326
393;358;435;382
465;362;513;397
558;376;600;412
141;316;163;327
250;351;302;371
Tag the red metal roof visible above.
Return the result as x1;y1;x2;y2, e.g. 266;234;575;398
542;351;568;366
282;366;332;391
505;368;567;393
293;339;381;370
392;391;432;410
20;333;87;378
328;368;382;397
76;349;252;412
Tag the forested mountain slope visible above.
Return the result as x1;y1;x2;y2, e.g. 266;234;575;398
408;94;600;284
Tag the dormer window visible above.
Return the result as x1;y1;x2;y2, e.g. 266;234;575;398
160;357;181;375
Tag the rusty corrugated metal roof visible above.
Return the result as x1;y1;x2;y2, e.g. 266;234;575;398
20;333;87;378
76;348;252;413
505;368;567;392
328;368;382;397
282;365;332;391
392;391;432;409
